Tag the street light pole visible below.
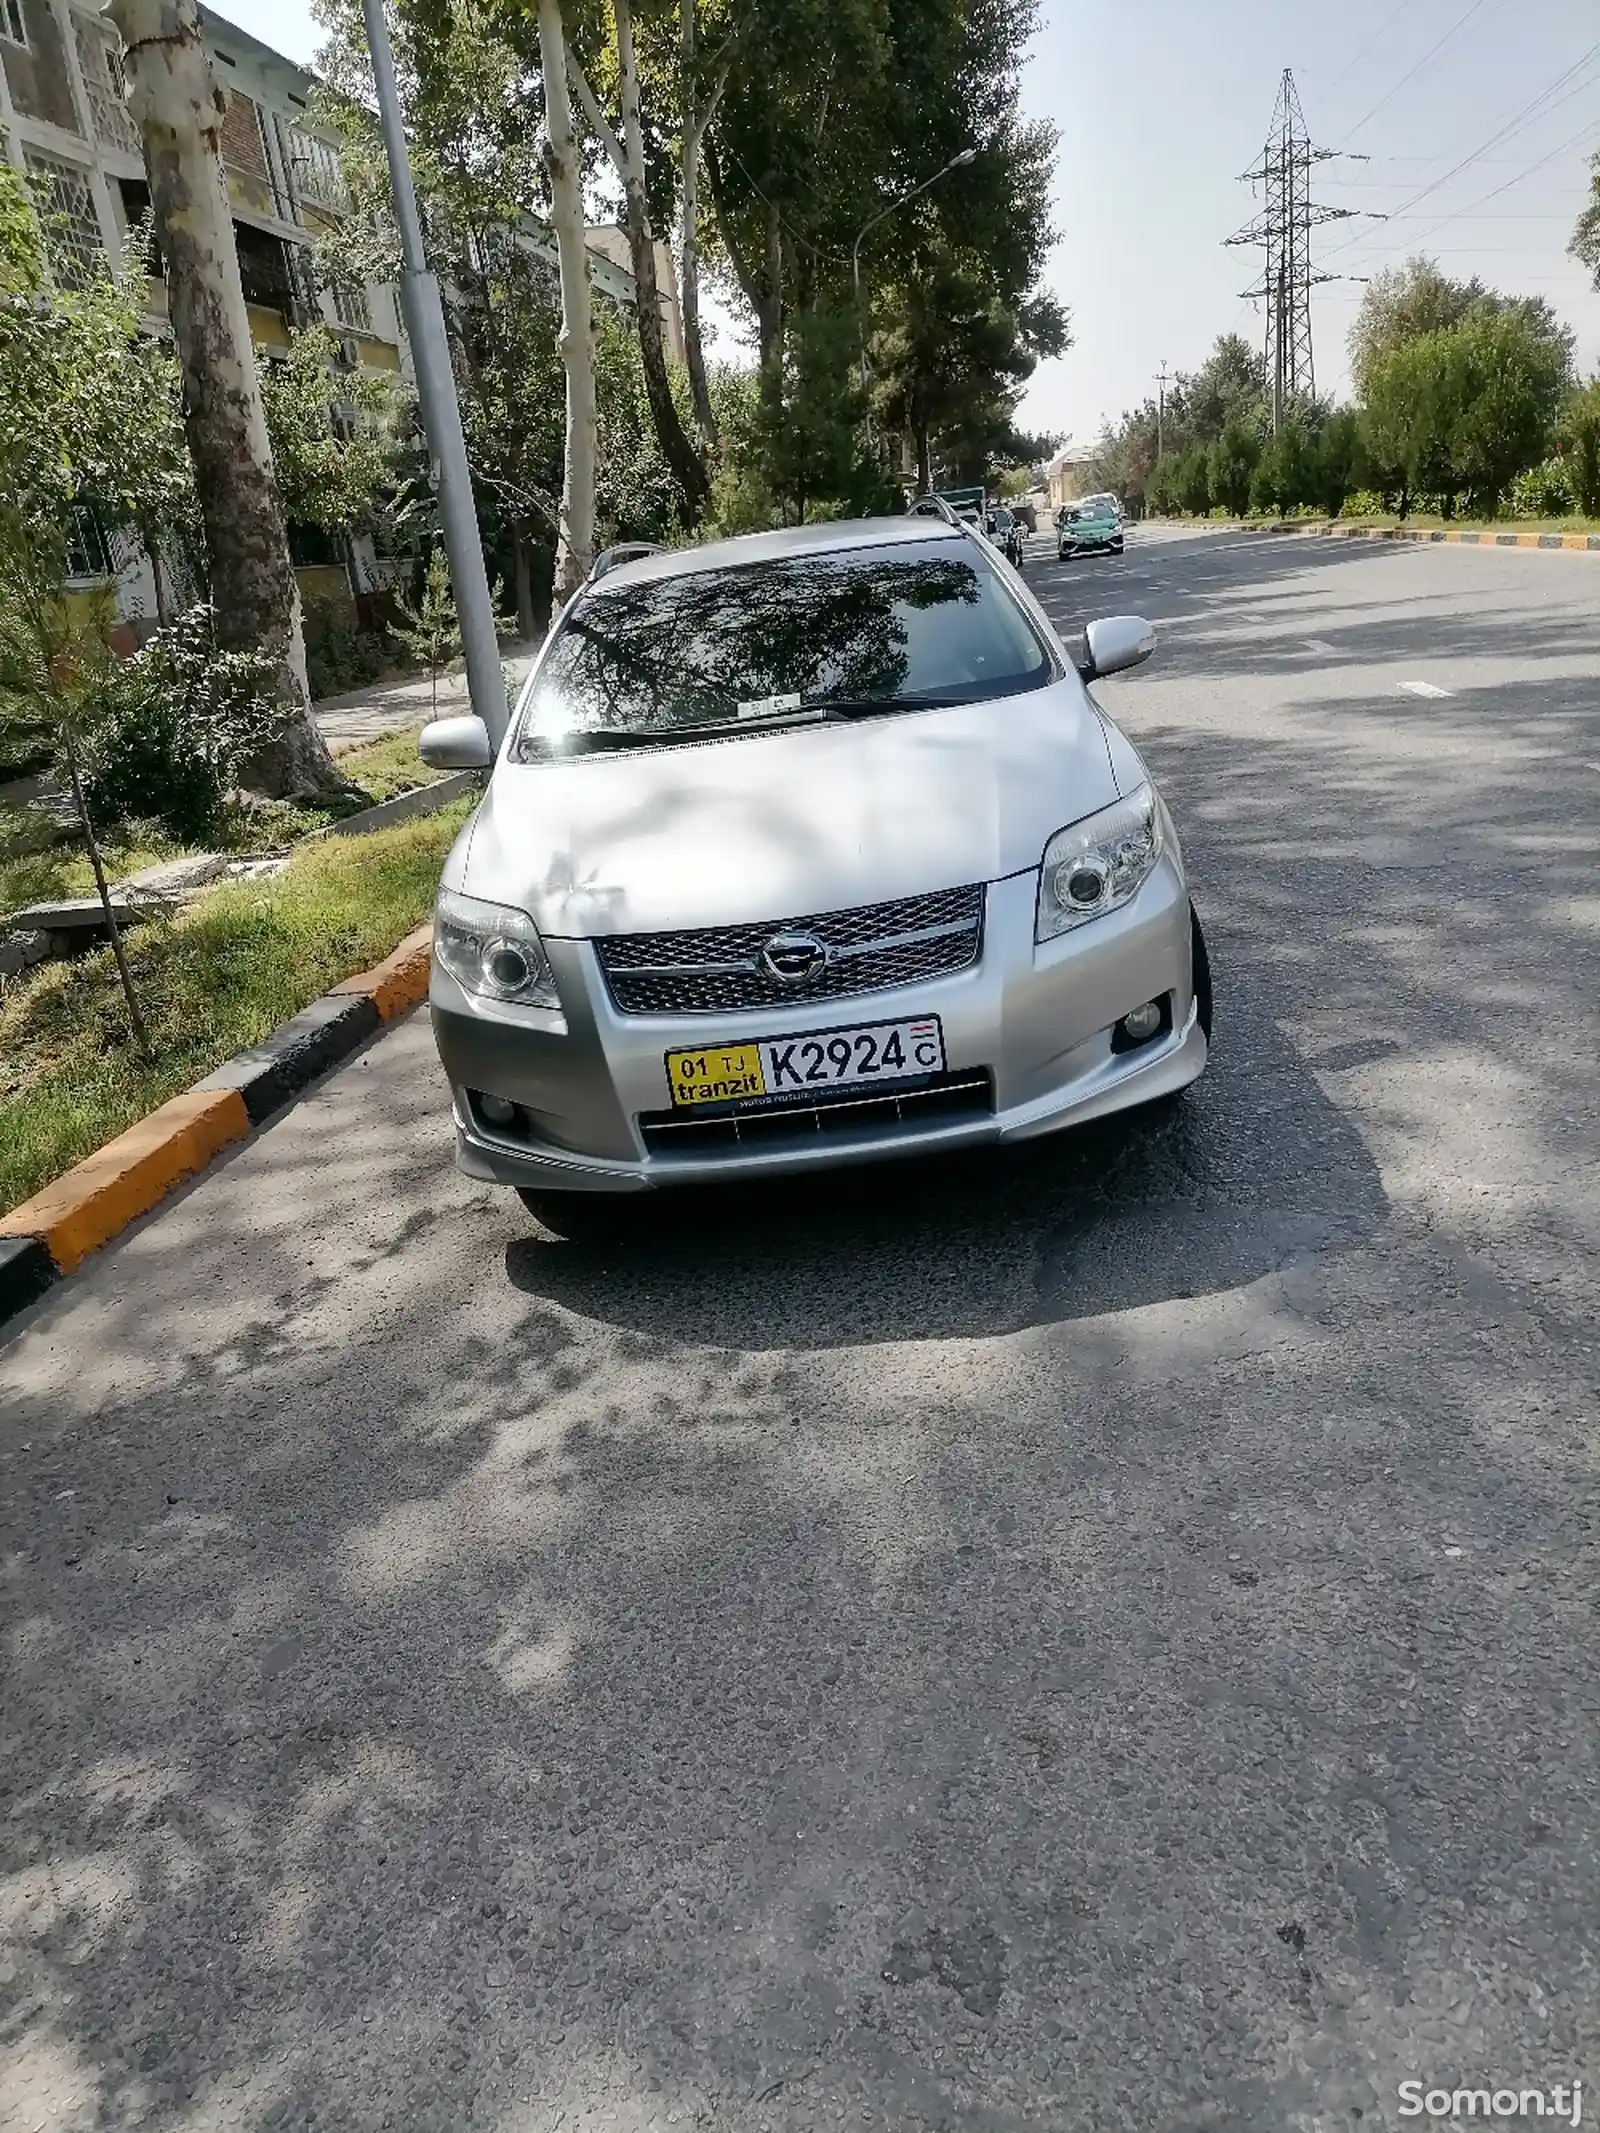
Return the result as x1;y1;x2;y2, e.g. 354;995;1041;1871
362;0;509;746
851;147;978;438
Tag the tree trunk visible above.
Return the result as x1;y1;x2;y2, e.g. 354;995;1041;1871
146;527;171;625
107;0;344;801
611;0;708;517
62;720;150;1058
916;420;932;496
679;2;716;450
537;0;596;607
512;525;535;642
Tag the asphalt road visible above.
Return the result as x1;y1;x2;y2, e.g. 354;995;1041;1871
2;526;1596;2133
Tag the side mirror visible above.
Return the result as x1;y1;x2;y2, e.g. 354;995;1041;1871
419;713;493;770
1080;615;1156;682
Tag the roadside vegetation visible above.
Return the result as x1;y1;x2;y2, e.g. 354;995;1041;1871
1086;259;1600;529
0;801;469;1216
0;719;441;916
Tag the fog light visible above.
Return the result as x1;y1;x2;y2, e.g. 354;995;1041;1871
1118;1000;1163;1043
479;1093;517;1126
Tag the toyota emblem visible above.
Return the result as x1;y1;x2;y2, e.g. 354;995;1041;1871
759;930;829;987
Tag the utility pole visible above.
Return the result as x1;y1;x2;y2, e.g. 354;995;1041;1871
362;0;509;744
1224;69;1364;431
1155;362;1170;460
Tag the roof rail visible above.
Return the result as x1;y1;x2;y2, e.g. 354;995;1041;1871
907;494;960;527
588;541;665;583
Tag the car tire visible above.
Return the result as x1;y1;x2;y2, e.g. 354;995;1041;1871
516;1187;631;1243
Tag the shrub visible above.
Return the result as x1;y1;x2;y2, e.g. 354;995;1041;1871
87;606;281;844
306;616;390;700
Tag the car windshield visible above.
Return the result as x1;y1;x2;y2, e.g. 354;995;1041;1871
515;539;1055;755
990;509;1014;529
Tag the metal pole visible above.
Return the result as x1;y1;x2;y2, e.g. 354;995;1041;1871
362;0;509;745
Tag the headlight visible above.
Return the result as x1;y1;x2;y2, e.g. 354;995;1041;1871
1036;782;1163;941
433;887;558;1007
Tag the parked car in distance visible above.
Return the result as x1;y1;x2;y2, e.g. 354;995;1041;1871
983;504;1027;570
419;516;1210;1238
1057;496;1124;558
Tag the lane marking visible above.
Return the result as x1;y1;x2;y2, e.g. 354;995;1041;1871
1398;679;1453;698
1301;638;1337;655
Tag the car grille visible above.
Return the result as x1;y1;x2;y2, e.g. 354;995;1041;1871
596;885;984;1016
638;1068;994;1158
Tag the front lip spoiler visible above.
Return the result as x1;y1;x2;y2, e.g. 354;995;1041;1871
452;1004;1207;1195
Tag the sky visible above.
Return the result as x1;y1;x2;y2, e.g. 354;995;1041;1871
219;0;1600;458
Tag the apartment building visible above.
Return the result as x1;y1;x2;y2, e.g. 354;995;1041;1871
1;3;645;644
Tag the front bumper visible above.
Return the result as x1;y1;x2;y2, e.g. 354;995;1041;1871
431;859;1204;1195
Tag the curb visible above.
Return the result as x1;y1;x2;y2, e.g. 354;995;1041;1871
0;921;433;1325
1227;520;1600;551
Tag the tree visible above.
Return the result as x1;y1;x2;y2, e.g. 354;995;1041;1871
1174;441;1211;516
259;325;414;555
1207;420;1260;516
1249;422;1314;516
1186;333;1267;443
751;300;876;522
1311;408;1363;519
1146;454;1178;517
1349;255;1574;401
1559;377;1600;517
1444;307;1571;514
108;0;346;801
1362;334;1458;518
536;0;598;601
315;0;598;612
566;0;711;517
0;577;148;1051
1568;150;1600;293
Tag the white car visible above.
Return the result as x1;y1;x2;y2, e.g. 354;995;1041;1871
420;513;1212;1236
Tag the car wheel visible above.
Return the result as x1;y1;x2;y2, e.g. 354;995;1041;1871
1112;539;1124;553
516;1187;631;1242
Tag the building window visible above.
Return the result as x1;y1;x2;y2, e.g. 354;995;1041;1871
288;127;350;216
117;176;163;274
64;505;113;582
330;276;371;334
74;16;142;157
24;151;105;286
1;0;29;50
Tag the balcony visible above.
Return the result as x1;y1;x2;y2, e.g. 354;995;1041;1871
234;220;316;327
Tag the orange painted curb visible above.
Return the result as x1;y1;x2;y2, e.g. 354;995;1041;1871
331;922;433;1020
0;1088;251;1274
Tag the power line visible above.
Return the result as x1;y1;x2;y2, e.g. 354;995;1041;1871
1336;0;1499;146
1337;117;1600;263
1316;0;1417;103
1321;40;1600;264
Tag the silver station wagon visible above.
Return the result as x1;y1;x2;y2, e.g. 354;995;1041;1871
420;513;1212;1235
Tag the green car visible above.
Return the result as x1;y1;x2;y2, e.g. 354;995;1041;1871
1056;495;1124;558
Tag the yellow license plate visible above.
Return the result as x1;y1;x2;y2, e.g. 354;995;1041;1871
665;1043;768;1108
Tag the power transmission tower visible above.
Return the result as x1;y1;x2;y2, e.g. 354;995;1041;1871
1155;362;1170;459
1225;69;1363;431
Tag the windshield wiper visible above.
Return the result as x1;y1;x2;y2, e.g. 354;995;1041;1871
801;693;966;717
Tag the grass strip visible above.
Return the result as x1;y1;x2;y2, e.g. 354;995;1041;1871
0;798;468;1216
0;723;435;914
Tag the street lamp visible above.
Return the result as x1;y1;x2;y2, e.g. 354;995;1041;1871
851;147;978;420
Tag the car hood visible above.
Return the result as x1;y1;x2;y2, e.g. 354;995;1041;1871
456;679;1118;938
